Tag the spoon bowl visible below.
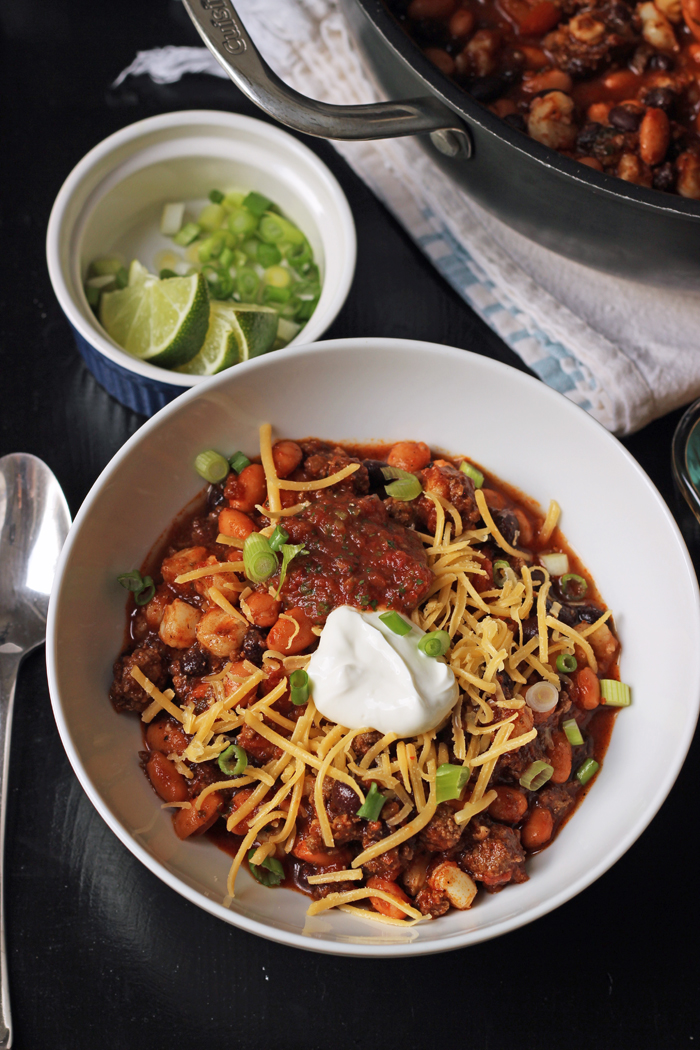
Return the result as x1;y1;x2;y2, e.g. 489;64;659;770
0;453;70;1049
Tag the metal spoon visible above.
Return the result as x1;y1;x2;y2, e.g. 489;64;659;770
0;455;71;1049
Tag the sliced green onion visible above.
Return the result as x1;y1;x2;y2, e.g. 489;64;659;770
202;263;234;300
248;849;285;887
599;680;632;707
559;573;588;600
227;207;258;238
576;758;599;786
236;267;260;302
209;188;225;204
290;669;309;706
198;203;225;233
89;257;124;277
134;576;155;606
562;718;584;746
218;743;248;776
268;525;289;552
556;653;578;674
117;570;145;593
493;559;517;588
418;630;450;657
229;451;251;474
381;466;413;481
173;221;201;246
435;763;470;802
198;233;225;263
378;611;412;636
243;533;278;583
525;681;559;713
243;191;272;218
257;242;282;268
115;266;129;289
195;449;230;483
258;213;304;246
284;239;313;268
459;461;484;488
117;570;155;606
159;268;178;280
356;782;387;821
293;296;319;322
219;246;235;270
263;285;292;305
275;543;307;596
385;477;422;501
519;760;554;791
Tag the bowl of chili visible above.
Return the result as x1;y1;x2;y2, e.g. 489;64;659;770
46;337;700;956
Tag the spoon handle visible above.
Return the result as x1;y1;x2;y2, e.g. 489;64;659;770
0;652;19;1050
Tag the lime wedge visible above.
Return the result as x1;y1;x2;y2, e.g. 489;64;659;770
178;302;278;375
99;265;210;368
230;303;278;361
177;302;242;376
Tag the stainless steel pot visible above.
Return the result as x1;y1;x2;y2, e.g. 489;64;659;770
184;0;700;287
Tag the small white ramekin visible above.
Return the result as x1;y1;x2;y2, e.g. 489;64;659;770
46;110;356;415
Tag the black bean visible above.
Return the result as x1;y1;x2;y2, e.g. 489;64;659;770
609;2;632;23
181;643;208;677
649;53;674;71
207;483;227;509
468;74;506;102
609;105;643;131
241;628;267;667
503;112;527;132
642;86;675;111
521;616;539;641
653;160;676;191
363;459;389;493
496;669;515;699
330;780;360;816
492;509;519;546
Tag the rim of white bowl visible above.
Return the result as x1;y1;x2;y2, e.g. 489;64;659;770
46;337;700;956
46;110;357;388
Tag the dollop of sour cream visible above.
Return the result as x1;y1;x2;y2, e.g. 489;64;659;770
307;606;459;737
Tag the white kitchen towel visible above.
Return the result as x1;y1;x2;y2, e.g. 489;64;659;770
113;0;700;434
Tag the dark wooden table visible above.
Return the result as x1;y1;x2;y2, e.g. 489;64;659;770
2;2;698;1047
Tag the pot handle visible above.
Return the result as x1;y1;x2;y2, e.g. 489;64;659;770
182;0;472;157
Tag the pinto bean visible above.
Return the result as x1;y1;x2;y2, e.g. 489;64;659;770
546;729;573;783
522;68;573;94
426;47;456;75
683;0;700;36
587;101;613;123
367;877;414;919
600;69;642;97
266;607;316;655
676;151;700;198
224;463;266;513
272;440;303;479
245;590;282;628
387;441;432;473
449;7;475;36
575;665;600;709
518;1;560;34
146;717;190;756
145;751;188;803
158;599;202;649
292;836;350;867
656;0;683;21
520;804;554;850
227;659;259;706
527;91;578;151
520;45;549;69
488;785;528;823
578;156;604;170
173;792;222;839
218;507;257;540
639;107;671;165
617;152;653;186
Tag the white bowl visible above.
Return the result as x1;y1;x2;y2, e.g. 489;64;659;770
46;338;700;956
46;111;356;415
